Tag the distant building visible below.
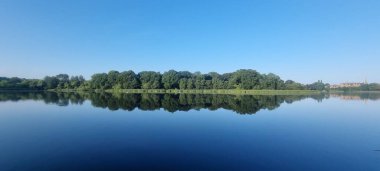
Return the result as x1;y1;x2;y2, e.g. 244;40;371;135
330;82;365;89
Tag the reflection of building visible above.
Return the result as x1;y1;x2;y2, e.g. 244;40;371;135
330;94;369;103
330;82;364;89
330;94;362;100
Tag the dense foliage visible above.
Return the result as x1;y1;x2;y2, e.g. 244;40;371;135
0;69;333;91
0;75;86;90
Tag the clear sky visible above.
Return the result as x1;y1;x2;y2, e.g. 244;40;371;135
0;0;379;84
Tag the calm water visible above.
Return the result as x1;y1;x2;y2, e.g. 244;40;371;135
0;92;379;171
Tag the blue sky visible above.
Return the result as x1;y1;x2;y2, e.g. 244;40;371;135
0;0;379;84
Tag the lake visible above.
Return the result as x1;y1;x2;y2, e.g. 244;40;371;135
0;92;379;171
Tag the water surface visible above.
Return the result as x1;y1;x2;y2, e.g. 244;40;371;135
0;92;379;171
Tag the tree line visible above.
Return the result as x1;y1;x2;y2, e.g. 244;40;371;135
1;69;332;91
0;74;85;90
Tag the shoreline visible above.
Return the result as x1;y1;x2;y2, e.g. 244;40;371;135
52;89;323;95
2;89;379;95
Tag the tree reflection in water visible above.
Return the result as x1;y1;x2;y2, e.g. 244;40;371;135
0;91;362;114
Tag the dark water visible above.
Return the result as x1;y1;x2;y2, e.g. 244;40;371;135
0;92;379;171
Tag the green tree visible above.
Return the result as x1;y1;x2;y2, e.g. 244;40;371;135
162;70;180;89
69;75;85;89
187;79;194;89
91;73;109;89
284;80;305;90
307;80;326;91
44;76;59;89
117;70;140;89
368;83;380;91
179;78;187;89
229;69;261;89
138;71;161;89
209;72;224;89
194;74;206;89
56;74;69;89
260;73;284;90
107;70;120;88
178;71;192;79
